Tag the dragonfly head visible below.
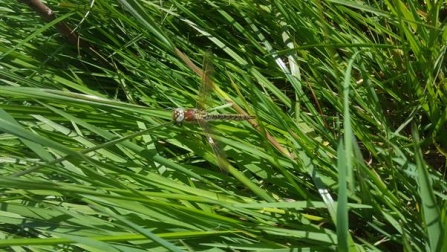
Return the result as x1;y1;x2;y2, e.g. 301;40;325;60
172;108;185;125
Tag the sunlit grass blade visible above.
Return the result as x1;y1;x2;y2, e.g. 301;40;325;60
412;124;444;251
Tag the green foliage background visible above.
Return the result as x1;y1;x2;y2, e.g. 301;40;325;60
0;0;446;251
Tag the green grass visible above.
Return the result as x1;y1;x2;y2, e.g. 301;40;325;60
0;0;446;251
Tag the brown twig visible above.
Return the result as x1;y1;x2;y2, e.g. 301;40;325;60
175;48;294;160
18;0;91;49
18;0;112;68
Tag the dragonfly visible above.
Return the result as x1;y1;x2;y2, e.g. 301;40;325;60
171;52;254;173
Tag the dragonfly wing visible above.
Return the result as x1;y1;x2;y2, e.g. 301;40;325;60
196;51;229;173
197;118;229;174
197;50;214;111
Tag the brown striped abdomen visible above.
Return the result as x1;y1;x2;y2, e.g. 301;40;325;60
204;113;254;121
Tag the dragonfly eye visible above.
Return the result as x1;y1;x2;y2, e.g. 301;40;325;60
172;108;185;124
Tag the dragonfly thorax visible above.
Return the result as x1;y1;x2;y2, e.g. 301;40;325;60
172;108;202;125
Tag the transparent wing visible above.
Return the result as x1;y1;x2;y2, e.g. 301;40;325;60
196;51;229;173
197;50;214;110
197;118;229;174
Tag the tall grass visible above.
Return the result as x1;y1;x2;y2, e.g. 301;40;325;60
0;0;445;251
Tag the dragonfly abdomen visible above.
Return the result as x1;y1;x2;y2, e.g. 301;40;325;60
204;113;254;121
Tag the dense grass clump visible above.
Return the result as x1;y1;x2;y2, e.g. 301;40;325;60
0;0;445;251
